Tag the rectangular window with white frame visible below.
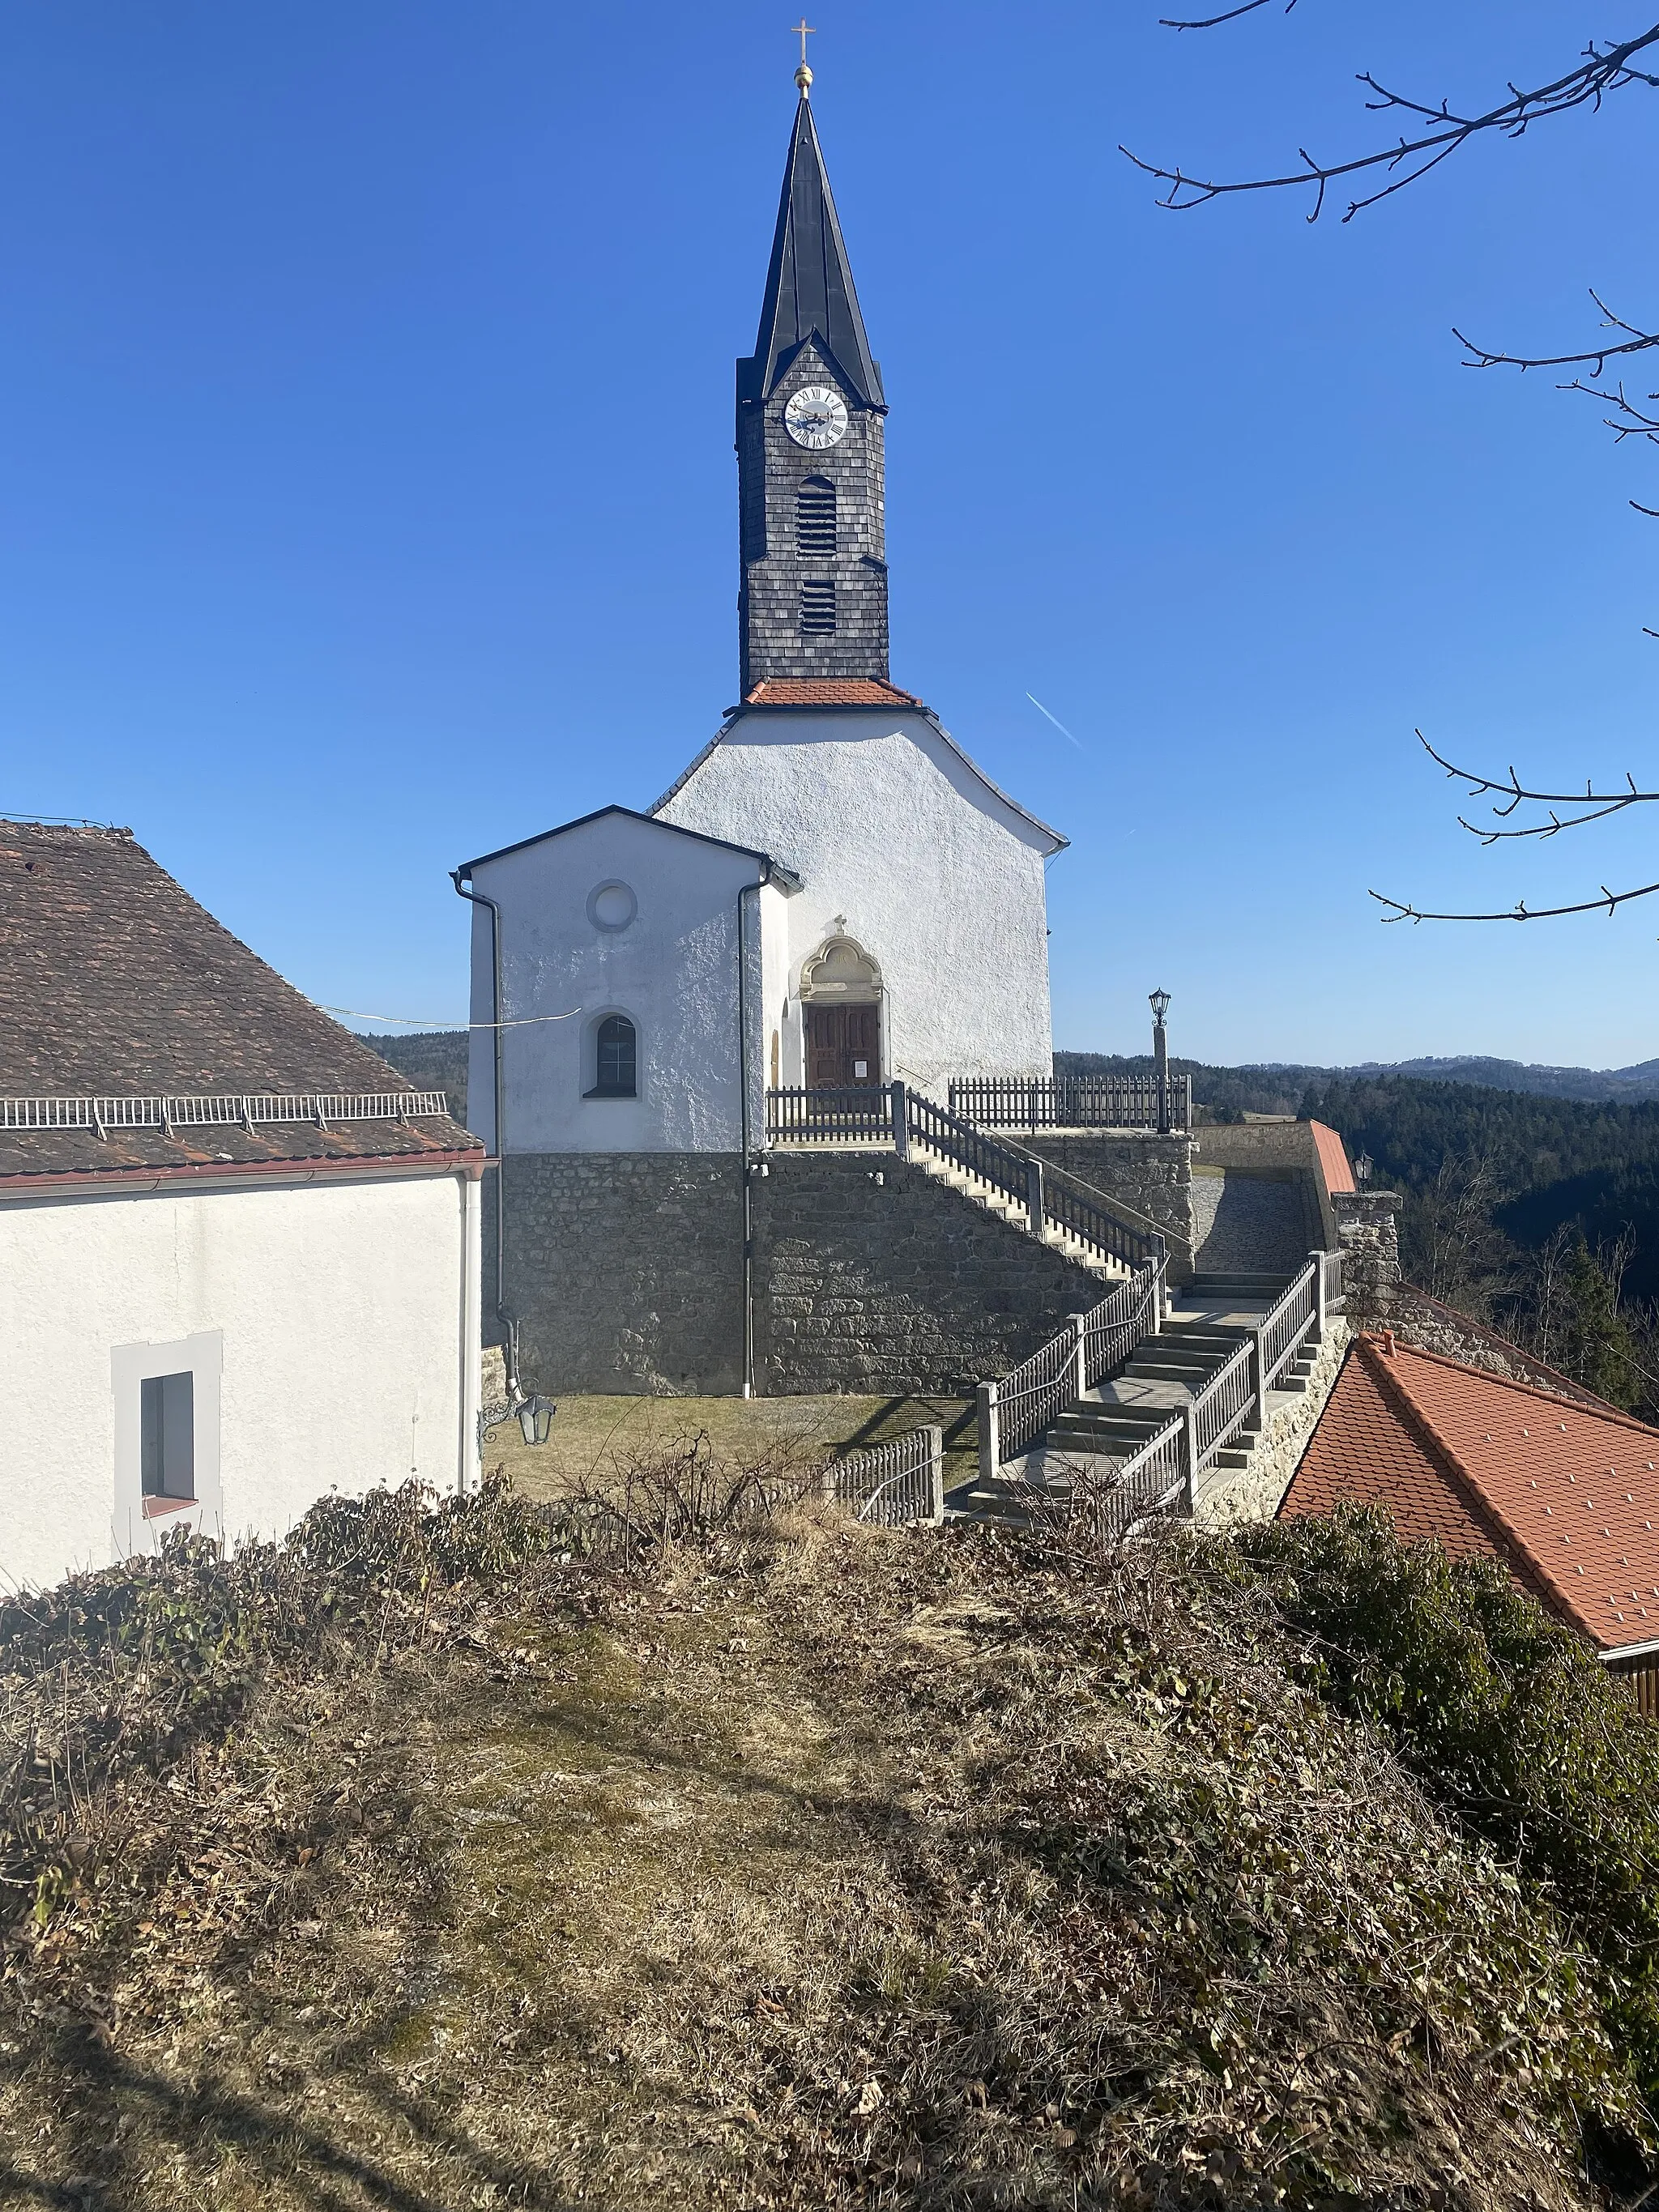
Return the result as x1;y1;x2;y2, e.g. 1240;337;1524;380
111;1332;223;1558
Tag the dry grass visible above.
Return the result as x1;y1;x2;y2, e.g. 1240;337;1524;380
488;1392;977;1504
0;1480;1642;2211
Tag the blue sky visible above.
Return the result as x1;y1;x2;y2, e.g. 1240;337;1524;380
2;2;1657;1068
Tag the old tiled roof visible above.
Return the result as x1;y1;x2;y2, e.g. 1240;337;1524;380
0;820;480;1178
1282;1334;1659;1653
740;678;925;709
1310;1120;1354;1196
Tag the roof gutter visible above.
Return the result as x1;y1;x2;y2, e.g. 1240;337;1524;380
0;1149;489;1204
450;867;522;1402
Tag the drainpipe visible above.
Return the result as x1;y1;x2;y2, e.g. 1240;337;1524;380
450;869;522;1402
737;877;760;1399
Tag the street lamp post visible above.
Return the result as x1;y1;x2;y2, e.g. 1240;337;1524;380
1149;989;1172;1136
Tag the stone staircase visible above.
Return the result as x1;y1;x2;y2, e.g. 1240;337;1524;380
947;1269;1322;1526
906;1135;1132;1279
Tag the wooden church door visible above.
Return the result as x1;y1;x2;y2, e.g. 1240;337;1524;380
806;1004;881;1089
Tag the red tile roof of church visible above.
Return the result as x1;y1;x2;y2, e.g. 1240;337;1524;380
741;678;925;709
1281;1333;1659;1653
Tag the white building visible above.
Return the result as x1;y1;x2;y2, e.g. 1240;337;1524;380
451;83;1068;1396
0;820;485;1590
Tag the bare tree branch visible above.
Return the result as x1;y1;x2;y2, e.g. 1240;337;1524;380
1456;291;1659;378
1417;730;1659;813
1124;25;1659;222
1370;880;1659;923
1160;0;1286;28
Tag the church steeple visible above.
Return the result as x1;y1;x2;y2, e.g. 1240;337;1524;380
736;86;891;697
738;96;884;413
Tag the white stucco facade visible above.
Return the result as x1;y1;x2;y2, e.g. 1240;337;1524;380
463;809;779;1157
656;709;1060;1099
0;1165;482;1591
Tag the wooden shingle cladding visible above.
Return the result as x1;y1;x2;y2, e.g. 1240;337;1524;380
0;820;480;1178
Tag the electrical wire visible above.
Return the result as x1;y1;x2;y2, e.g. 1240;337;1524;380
318;1004;582;1030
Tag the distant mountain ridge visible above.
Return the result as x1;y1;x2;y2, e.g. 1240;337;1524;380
1345;1055;1659;1102
1053;1050;1659;1107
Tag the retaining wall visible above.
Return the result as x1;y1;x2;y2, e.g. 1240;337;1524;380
754;1153;1104;1396
1020;1133;1194;1276
488;1154;746;1396
495;1148;1107;1400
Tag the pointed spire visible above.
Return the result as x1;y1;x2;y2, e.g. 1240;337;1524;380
738;96;884;411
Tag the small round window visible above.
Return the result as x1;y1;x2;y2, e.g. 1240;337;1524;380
586;880;638;932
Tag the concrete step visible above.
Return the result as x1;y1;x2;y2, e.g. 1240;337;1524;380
943;1481;1035;1528
1186;1275;1293;1302
1048;1423;1150;1454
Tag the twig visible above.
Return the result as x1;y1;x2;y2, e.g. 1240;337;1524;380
1371;880;1659;923
1124;26;1659;222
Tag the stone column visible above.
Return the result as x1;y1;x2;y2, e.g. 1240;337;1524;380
1331;1191;1402;1329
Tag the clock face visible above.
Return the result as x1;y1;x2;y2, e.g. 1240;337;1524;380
783;385;849;450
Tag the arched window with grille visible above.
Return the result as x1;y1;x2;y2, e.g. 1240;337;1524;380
796;475;836;556
586;1012;638;1099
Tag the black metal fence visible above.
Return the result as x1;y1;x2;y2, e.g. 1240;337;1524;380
947;1075;1193;1133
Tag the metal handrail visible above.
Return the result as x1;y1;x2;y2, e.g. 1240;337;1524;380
824;1424;945;1527
766;1085;893;1144
1074;1409;1188;1542
0;1089;452;1133
980;1255;1166;1475
764;1084;1166;1277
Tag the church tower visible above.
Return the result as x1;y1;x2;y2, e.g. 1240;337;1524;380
736;80;889;693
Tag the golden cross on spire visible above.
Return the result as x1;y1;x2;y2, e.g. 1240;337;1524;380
791;17;816;92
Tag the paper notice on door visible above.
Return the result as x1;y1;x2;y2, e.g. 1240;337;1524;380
854;1061;868;1077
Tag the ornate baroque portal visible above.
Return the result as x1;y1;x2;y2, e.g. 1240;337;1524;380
800;936;882;1089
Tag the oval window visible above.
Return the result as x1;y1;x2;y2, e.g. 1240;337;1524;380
587;880;638;932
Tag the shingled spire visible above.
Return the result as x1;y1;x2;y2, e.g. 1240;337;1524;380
738;96;884;409
736;89;890;694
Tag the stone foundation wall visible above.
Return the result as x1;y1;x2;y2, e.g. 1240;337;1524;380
1020;1134;1194;1276
753;1153;1103;1396
493;1149;1110;1400
1196;1322;1351;1531
489;1155;746;1396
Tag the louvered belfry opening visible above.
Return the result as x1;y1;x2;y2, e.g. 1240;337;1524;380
796;476;837;556
800;578;837;634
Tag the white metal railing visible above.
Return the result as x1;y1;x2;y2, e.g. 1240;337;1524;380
1260;1264;1318;1392
1073;1410;1188;1544
1189;1339;1256;1469
0;1089;451;1136
979;1247;1344;1522
978;1257;1167;1476
1082;1264;1163;1391
825;1425;945;1527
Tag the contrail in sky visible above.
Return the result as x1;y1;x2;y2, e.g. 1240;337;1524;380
1025;692;1085;751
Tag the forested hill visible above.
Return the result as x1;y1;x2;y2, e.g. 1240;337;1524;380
1060;1052;1659;1400
1054;1050;1659;1109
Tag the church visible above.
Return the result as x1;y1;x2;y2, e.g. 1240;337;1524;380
455;68;1078;1400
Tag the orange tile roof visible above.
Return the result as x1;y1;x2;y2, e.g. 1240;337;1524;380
1310;1119;1354;1196
1282;1336;1659;1653
741;679;925;710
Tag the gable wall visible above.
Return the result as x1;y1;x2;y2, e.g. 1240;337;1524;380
658;712;1053;1094
468;814;766;1155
